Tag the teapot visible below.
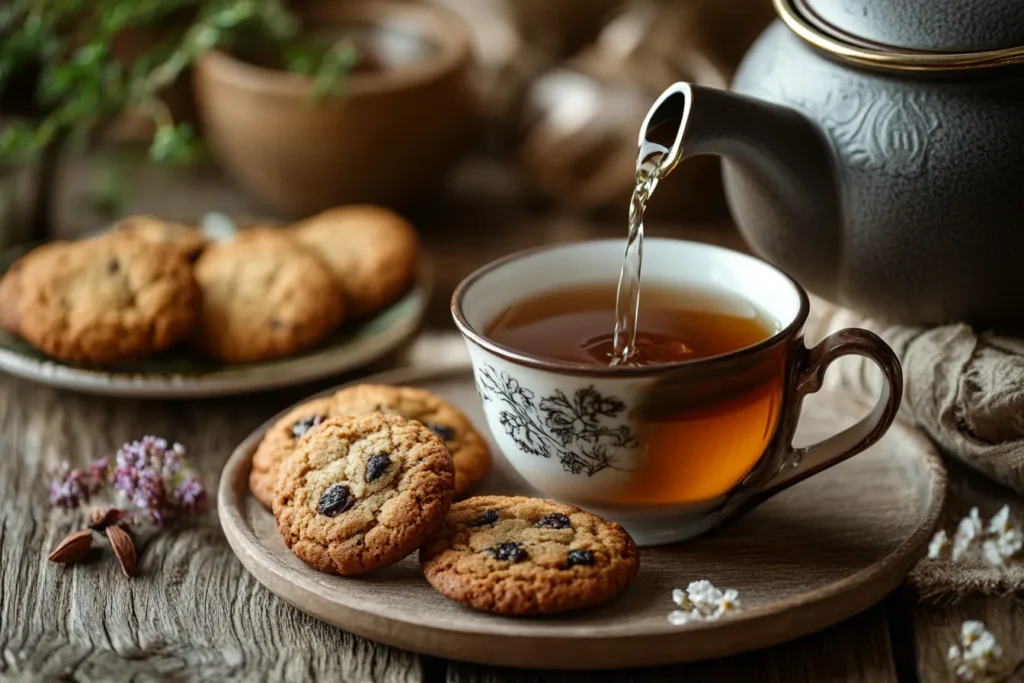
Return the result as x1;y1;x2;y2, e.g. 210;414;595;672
648;0;1024;332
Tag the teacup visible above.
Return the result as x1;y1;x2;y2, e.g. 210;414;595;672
452;238;903;546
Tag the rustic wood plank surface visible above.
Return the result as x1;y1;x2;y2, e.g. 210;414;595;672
0;147;1018;682
447;603;899;683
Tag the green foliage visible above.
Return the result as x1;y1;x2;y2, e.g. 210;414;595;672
0;0;359;165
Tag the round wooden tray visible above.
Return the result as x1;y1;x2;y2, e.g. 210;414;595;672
219;364;947;669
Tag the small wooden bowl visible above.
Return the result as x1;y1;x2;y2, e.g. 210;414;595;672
193;2;479;217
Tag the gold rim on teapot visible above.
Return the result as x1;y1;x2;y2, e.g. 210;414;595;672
775;0;1024;72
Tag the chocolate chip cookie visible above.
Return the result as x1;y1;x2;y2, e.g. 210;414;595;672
290;205;419;319
250;384;491;509
113;215;208;259
4;237;201;365
420;496;640;614
274;413;454;575
191;229;344;363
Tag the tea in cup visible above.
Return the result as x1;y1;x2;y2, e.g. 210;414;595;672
452;238;902;546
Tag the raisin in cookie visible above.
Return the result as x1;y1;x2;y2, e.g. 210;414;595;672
191;229;343;363
274;413;454;575
6;237;200;365
250;384;490;509
290;205;419;318
250;396;336;509
113;215;208;259
420;495;640;615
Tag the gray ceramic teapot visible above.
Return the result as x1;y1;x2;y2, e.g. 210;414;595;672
650;0;1024;332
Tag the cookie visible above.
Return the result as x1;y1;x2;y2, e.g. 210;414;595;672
250;396;337;509
8;238;200;365
250;384;490;509
420;495;640;615
290;205;419;318
113;215;208;259
0;242;70;334
191;229;344;363
274;413;455;575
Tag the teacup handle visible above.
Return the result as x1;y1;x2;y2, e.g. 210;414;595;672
761;328;904;496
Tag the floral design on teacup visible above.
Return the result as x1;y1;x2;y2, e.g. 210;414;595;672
475;364;637;477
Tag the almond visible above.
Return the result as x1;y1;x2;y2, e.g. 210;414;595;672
89;507;124;530
47;529;93;564
106;525;137;577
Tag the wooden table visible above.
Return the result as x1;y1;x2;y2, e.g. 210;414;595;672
1;150;1020;682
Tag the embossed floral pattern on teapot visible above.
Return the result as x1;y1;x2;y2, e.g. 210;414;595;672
661;0;1024;332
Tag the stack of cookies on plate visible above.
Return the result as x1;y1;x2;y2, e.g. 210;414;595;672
0;206;419;366
253;384;641;615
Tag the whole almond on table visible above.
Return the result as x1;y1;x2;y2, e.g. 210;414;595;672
47;529;93;564
106;525;137;577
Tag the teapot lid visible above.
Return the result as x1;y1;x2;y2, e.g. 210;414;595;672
776;0;1024;71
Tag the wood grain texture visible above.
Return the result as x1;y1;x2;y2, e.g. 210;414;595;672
0;372;424;682
447;602;899;682
219;365;945;669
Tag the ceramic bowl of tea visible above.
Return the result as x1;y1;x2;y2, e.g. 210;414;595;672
193;2;478;216
452;239;904;546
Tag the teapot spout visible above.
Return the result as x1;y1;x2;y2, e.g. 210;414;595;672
642;83;842;293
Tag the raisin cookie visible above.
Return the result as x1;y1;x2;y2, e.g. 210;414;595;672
420;495;640;615
250;384;490;509
113;215;208;259
249;396;337;509
5;237;200;365
191;229;344;363
274;413;455;575
290;205;419;319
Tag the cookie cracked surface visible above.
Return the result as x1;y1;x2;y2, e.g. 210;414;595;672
2;237;200;365
249;384;490;509
274;413;454;575
420;495;640;615
290;205;419;319
190;229;343;363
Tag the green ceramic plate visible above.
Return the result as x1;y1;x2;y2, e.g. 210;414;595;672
0;216;430;398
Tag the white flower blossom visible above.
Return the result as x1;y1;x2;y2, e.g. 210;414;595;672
672;588;693;610
988;506;1012;536
929;530;950;560
712;588;741;618
669;581;742;625
667;610;698;626
947;621;1010;682
981;540;1005;567
932;506;1023;567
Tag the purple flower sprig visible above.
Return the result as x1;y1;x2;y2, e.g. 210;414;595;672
48;462;106;509
48;436;209;527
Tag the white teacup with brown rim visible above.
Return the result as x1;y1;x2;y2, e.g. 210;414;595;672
452;238;903;546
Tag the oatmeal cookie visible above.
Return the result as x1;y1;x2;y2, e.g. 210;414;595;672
274;413;454;575
113;215;208;259
6;238;200;365
420;495;640;614
290;205;419;319
191;229;343;363
250;384;490;509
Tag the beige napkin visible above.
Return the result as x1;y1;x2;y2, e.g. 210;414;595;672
806;296;1024;495
806;297;1024;594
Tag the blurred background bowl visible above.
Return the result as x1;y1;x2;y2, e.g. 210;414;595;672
193;1;479;217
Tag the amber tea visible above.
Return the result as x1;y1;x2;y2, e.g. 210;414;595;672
486;281;775;367
486;282;783;505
